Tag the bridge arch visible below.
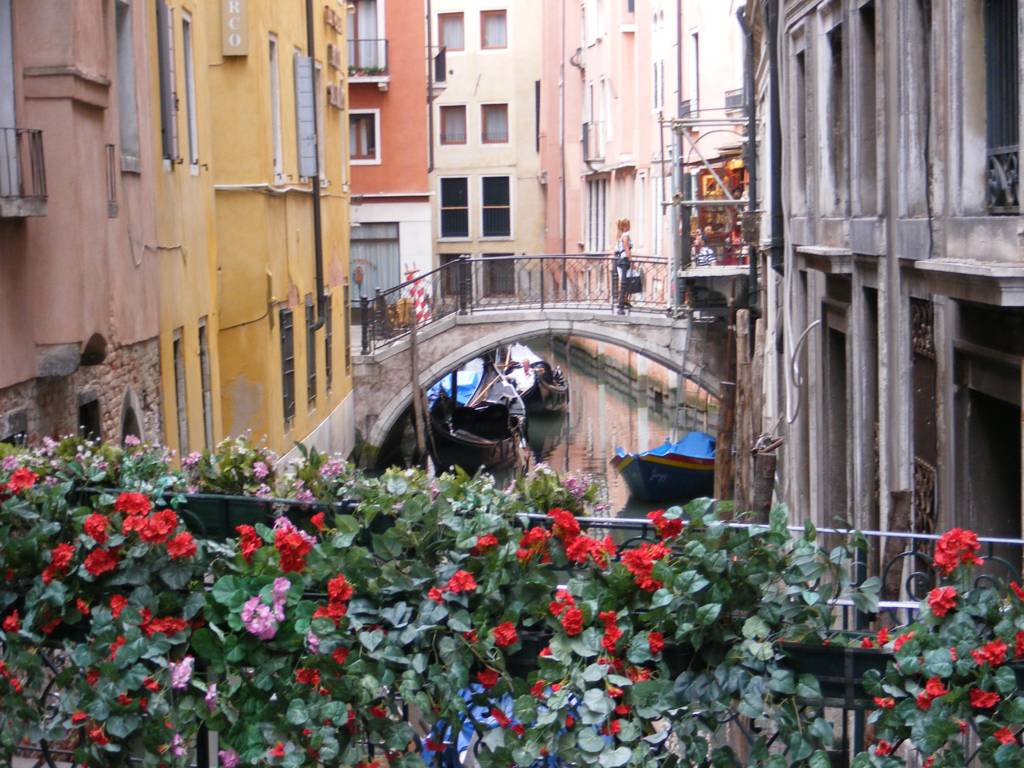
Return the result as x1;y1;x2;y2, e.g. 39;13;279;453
356;312;723;464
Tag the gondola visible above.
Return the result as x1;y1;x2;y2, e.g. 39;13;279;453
609;431;716;502
501;343;569;414
428;362;528;474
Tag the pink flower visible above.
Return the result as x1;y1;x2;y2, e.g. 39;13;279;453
169;656;194;690
242;597;279;640
218;750;239;768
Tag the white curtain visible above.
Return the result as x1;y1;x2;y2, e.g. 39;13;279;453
483;105;508;142
440;15;464;51
442;106;466;143
482;12;506;47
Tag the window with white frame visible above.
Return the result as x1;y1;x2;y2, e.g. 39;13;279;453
440;178;470;237
115;0;140;170
349;110;380;163
586;178;608;252
481;176;511;237
182;11;199;168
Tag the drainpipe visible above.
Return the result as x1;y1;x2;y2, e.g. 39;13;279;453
737;5;759;318
560;0;567;254
427;0;435;173
765;0;784;275
306;0;326;329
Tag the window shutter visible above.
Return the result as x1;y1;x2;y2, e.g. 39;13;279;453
155;0;175;159
294;53;318;177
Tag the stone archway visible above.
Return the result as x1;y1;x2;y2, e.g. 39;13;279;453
120;387;145;445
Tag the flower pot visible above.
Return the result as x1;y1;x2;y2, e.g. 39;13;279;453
780;641;891;708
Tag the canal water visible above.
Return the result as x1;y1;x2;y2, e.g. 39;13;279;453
401;334;716;517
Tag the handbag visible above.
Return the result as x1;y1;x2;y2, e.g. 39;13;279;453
624;268;643;295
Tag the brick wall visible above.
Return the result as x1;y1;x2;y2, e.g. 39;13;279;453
0;338;162;446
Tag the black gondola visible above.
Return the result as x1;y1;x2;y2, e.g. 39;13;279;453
427;362;528;474
501;344;569;414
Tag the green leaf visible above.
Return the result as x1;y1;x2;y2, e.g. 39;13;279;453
577;728;606;753
797;673;822;702
696;603;722;625
583;688;613;715
598;747;632;768
287;699;309;726
742;616;771;640
481;727;505;751
190;628;219;660
583;663;606;682
359;629;385;652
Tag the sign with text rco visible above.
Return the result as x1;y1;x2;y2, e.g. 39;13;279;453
222;0;248;56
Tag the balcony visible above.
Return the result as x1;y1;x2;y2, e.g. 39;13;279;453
348;38;389;85
582;121;604;164
0;128;47;219
430;46;447;96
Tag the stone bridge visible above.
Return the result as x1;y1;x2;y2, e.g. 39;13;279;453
353;308;727;467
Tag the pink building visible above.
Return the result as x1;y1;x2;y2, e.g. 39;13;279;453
0;0;161;445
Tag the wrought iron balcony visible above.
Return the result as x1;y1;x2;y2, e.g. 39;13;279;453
0;128;47;218
582;121;604;163
986;145;1019;215
348;38;389;80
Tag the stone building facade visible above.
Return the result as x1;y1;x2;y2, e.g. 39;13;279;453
0;0;162;447
747;0;1024;542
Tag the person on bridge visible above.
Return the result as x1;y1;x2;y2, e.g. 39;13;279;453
614;217;633;315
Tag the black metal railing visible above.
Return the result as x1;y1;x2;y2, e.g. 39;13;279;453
0;128;47;203
359;254;672;353
582;121;604;163
985;0;1019;214
348;38;389;76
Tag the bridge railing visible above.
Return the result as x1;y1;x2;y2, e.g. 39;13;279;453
360;254;672;353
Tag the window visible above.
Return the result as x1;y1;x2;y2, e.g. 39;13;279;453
79;398;102;442
586;178;608;252
351;223;401;298
483;253;514;296
172;329;189;454
270;35;283;179
627;0;635;12
481;104;509;143
182;11;199;168
439;13;464;51
440;177;469;237
315;62;325;180
350;111;379;163
481;10;507;49
793;49;808;210
985;0;1019;214
824;23;845;212
689;32;700;112
601;78;611;141
481;176;511;237
856;2;877;214
156;1;179;161
280;308;295;426
324;294;333;392
534;81;540;152
115;0;140;170
306;296;317;410
440;105;467;144
342;285;351;374
198;319;213;450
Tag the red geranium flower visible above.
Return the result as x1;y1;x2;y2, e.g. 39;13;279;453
115;492;151;516
83;513;109;545
561;606;584;636
428;587;444;604
446;570;478;593
490;708;512;728
972;638;1007;668
75;599;90;616
71;711;88;724
332;647;349;665
7;467;38;493
42;542;75;584
369;705;388;718
270;742;286;758
492;622;518;647
236;524;263;563
969;688;1001;709
874;741;893;757
88;725;110;745
995;727;1017;745
1016;631;1024;659
860;637;874;648
166;531;197;560
328;574;353;603
1011;581;1024;602
621;542;670;592
310;512;326;532
275;529;314;573
86;669;100;686
648;631;665;655
110;594;128;618
516;526;552;562
108;635;126;661
927;586;957;617
924;677;949;699
599;611;622;652
2;611;19;633
530;679;548;698
84;547;120;577
874;696;895;709
140;509;179;544
565;534;616;567
295;668;321;686
646;509;684;538
470;533;499;555
877;626;890;645
934;528;984;575
548;508;581;542
893;631;915;652
476;668;499;688
141;616;188;638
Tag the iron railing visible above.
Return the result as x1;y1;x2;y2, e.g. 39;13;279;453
0;127;47;203
348;38;389;76
985;0;1019;213
359;254;673;353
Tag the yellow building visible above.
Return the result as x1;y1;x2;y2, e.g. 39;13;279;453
152;0;354;460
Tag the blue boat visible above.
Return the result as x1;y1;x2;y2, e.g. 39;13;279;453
610;431;716;502
427;359;484;405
